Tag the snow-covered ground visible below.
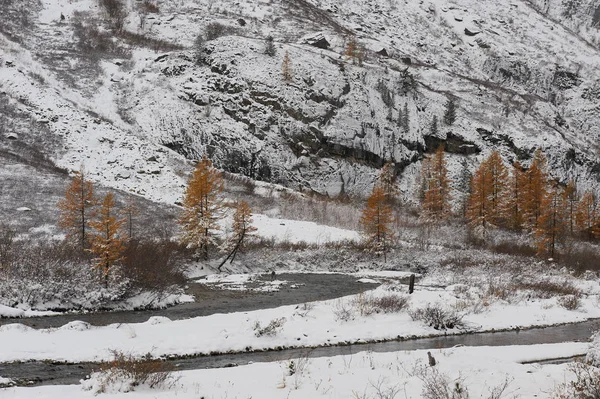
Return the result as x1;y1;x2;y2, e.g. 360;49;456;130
0;278;598;364
0;305;60;319
1;342;595;398
197;273;291;292
251;214;359;244
0;292;194;319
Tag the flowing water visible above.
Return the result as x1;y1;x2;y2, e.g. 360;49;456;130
1;318;598;387
0;273;378;329
1;272;598;387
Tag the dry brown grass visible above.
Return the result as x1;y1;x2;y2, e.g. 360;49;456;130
95;350;176;393
514;280;581;299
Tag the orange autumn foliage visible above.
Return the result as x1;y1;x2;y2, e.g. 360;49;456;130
421;146;452;222
88;192;127;285
179;156;224;260
360;186;395;260
57;169;97;250
466;151;509;233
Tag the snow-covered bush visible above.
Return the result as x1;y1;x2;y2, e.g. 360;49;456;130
333;299;354;322
588;331;600;367
352;292;410;316
409;303;465;330
558;294;581;310
254;317;286;337
420;368;470;399
0;239;130;310
0;236;185;311
551;362;600;399
333;293;410;322
372;294;411;313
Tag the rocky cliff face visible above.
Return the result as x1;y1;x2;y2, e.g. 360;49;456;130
1;0;600;203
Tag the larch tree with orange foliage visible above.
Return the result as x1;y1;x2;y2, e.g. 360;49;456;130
466;152;508;234
484;151;509;226
179;156;224;260
421;146;452;222
466;151;508;236
219;200;257;270
376;162;399;205
534;183;567;258
563;179;578;235
345;36;359;64
575;190;598;240
360;186;395;261
522;150;549;231
503;161;527;231
465;151;508;233
88;192;127;287
57;168;97;250
282;50;293;82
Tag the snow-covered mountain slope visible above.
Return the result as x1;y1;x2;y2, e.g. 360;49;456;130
1;0;600;203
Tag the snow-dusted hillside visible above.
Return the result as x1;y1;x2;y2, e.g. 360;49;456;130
1;0;600;202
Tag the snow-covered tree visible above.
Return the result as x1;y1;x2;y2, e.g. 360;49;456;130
443;98;457;125
219;200;257;270
264;35;276;57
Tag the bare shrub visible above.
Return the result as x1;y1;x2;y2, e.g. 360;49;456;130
72;11;130;59
409;303;465;330
333;299;354;322
99;0;128;31
551;362;600;399
0;224;16;270
93;350;175;393
254;317;286;337
140;0;159;13
294;302;315;317
117;30;184;52
558;294;581;310
588;331;600;366
370;377;402;399
416;365;512;399
287;352;311;389
335;293;409;322
193;32;206;64
352;292;378;316
121;239;187;297
373;294;410;313
561;244;600;275
205;22;238;41
491;241;536;257
515;280;581;299
420;368;469;399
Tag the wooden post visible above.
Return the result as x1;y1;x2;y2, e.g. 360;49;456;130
409;274;415;294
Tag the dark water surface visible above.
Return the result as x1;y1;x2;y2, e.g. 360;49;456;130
0;273;378;329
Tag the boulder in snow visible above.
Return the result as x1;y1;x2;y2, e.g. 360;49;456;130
302;33;330;49
465;25;482;36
